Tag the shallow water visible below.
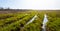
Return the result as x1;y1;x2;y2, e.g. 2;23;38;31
42;14;48;31
25;15;37;25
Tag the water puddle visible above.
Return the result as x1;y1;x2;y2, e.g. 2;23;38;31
42;14;48;31
21;15;37;29
25;15;37;25
22;15;37;29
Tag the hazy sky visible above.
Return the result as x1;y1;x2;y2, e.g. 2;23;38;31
0;0;60;10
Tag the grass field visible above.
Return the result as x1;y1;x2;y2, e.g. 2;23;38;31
0;9;60;31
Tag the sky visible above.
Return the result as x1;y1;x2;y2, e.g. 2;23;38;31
0;0;60;10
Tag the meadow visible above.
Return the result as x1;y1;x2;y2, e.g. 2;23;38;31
0;9;60;31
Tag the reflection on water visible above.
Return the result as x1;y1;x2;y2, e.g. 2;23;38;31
42;14;48;31
25;15;37;25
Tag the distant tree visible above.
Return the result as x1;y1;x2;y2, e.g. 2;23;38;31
0;7;4;11
0;7;4;9
5;7;10;10
4;7;10;11
7;7;10;9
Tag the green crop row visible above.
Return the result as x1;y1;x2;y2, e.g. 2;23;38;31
0;14;28;28
46;12;60;31
0;13;14;19
0;14;35;31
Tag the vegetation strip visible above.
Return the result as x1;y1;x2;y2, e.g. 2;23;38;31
0;14;28;28
0;14;35;31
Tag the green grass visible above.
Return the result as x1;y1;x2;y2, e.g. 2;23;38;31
46;11;60;31
0;10;60;31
